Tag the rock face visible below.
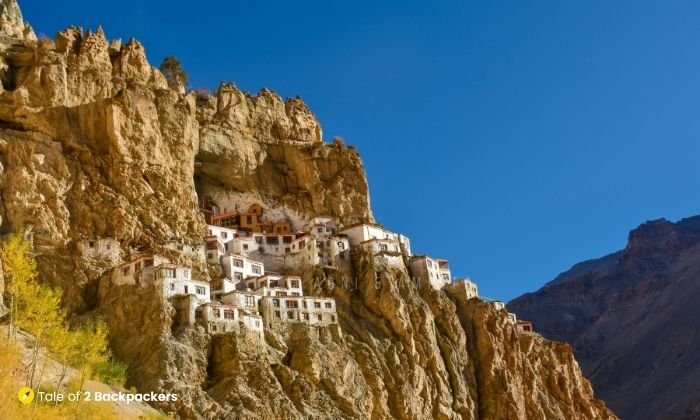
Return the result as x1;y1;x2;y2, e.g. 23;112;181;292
195;83;372;226
0;2;613;418
0;0;33;41
508;216;700;420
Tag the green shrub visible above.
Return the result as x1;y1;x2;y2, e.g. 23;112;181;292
94;359;128;385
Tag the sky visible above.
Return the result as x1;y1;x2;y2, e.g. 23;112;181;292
22;1;700;301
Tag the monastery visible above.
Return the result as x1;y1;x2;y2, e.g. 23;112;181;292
100;201;533;339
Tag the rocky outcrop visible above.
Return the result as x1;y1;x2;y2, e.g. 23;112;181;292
0;1;612;418
195;83;372;226
0;0;33;41
509;216;700;420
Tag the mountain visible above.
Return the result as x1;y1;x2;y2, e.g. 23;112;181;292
0;1;614;418
508;216;700;420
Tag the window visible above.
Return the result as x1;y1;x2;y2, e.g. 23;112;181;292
184;270;190;278
316;241;324;248
442;274;449;280
273;299;280;308
234;259;244;268
224;310;234;320
164;268;175;278
325;302;332;309
317;314;323;321
247;216;253;224
224;243;229;252
314;302;321;309
234;272;243;281
317;228;323;233
123;267;131;276
292;292;300;297
283;236;293;244
196;286;206;295
255;321;260;327
427;260;433;268
266;236;279;245
252;265;262;274
177;245;183;251
245;296;255;306
221;232;228;239
331;315;336;322
291;280;300;288
288;311;295;320
285;247;291;254
303;313;310;320
88;241;95;248
213;309;220;317
169;283;175;291
338;242;345;250
380;244;388;251
302;301;307;309
243;244;249;250
145;259;153;267
286;300;299;309
255;236;263;244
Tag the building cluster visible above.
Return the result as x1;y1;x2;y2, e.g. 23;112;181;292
85;201;532;339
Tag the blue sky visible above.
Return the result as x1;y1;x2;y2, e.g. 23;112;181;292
23;1;700;301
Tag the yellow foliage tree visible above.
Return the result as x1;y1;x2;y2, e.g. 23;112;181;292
0;231;39;340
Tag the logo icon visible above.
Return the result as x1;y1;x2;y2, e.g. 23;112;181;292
17;387;34;405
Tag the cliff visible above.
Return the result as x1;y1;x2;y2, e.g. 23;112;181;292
508;216;700;420
0;1;613;418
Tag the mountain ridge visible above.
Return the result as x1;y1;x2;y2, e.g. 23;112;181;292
509;214;700;420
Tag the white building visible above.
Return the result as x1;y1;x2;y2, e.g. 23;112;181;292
221;254;265;284
258;233;312;257
229;234;261;257
339;223;412;256
207;225;237;242
243;274;304;297
409;256;452;289
154;263;211;304
196;302;263;338
165;241;206;262
116;254;171;286
116;255;210;304
79;237;121;262
314;235;351;267
204;225;238;263
220;290;262;314
446;278;479;300
516;320;533;334
210;278;238;300
260;295;338;328
489;300;505;311
359;238;401;254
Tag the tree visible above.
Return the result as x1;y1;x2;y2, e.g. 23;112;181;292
0;231;39;340
17;284;64;387
160;55;188;92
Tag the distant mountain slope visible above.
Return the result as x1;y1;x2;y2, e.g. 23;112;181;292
508;216;700;420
